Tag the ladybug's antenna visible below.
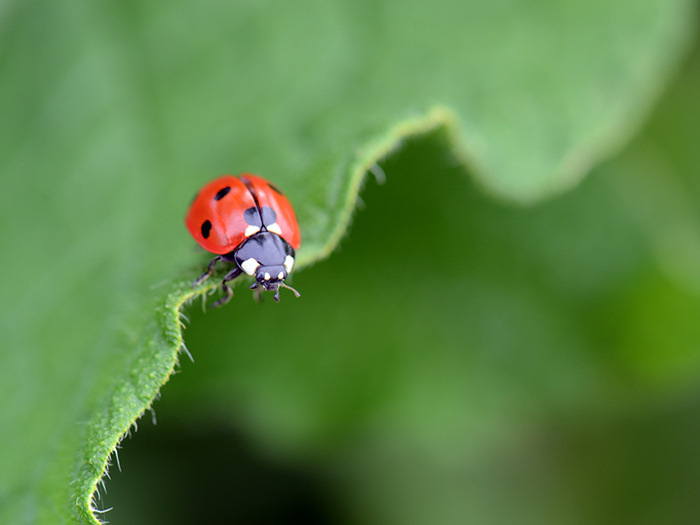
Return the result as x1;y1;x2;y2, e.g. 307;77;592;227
279;282;301;298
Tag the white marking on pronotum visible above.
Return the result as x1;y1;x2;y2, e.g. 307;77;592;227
244;225;260;237
264;272;271;281
278;271;284;280
241;258;259;276
267;222;282;235
284;255;294;273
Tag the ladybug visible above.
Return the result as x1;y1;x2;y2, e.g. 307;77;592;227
186;174;301;305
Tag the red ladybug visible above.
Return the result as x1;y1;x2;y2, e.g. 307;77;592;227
186;174;301;305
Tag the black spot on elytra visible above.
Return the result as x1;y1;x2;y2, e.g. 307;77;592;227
214;186;231;201
260;206;277;226
244;207;262;227
201;220;212;239
267;182;284;196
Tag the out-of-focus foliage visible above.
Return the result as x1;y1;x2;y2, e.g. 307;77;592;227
0;0;697;523
110;46;700;525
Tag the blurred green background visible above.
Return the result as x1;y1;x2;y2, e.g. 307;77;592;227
2;0;700;524
106;49;700;524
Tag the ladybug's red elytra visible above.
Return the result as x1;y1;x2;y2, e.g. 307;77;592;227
186;174;301;305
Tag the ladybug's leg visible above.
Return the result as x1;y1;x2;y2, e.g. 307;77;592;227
212;267;243;307
193;255;222;287
249;282;265;304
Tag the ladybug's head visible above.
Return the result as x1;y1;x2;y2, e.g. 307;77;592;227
235;231;299;302
250;266;300;302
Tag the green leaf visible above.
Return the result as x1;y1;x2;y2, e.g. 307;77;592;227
0;0;695;523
